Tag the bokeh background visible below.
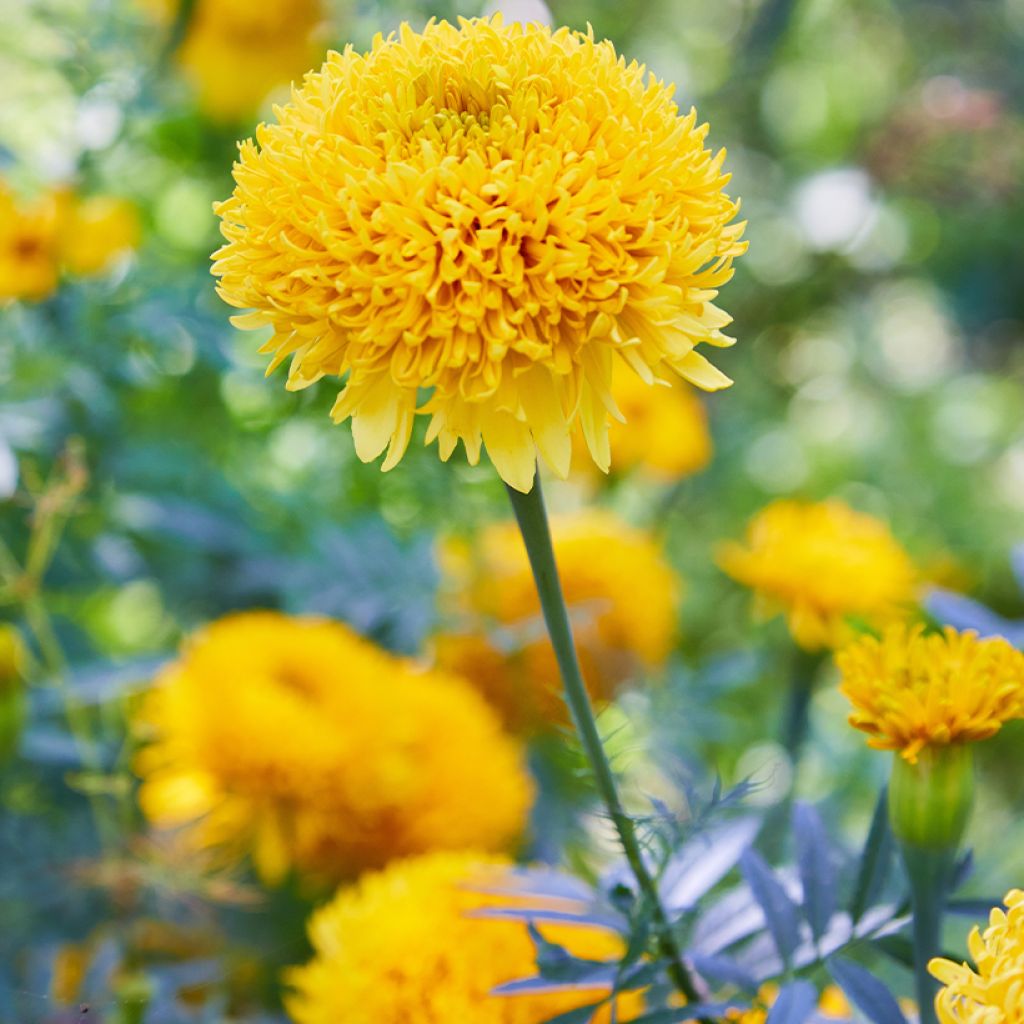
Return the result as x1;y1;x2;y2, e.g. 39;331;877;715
2;0;1023;1020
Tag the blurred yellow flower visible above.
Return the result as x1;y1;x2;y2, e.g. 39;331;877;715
58;195;140;276
680;983;851;1023
0;185;60;301
930;888;1024;1024
213;16;745;493
286;852;643;1024
135;612;532;882
435;511;680;730
574;370;712;481
718;499;917;650
837;625;1024;764
152;0;324;120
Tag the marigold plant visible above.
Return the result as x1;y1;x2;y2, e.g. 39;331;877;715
434;510;680;729
837;625;1024;764
212;15;745;492
718;499;918;650
286;852;643;1024
930;889;1024;1024
135;612;532;882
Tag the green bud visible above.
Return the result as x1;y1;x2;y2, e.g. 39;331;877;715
888;744;974;851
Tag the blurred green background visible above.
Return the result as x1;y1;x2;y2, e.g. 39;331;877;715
2;0;1023;1020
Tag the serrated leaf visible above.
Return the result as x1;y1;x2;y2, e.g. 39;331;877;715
471;907;625;929
689;952;759;992
827;957;907;1024
623;1002;742;1024
765;981;817;1024
494;973;615;996
740;849;802;965
539;1001;606;1024
850;788;894;921
661;816;762;912
527;923;615;984
793;802;836;942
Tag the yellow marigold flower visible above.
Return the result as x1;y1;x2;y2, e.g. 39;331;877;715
435;511;680;730
837;625;1024;764
135;612;532;882
212;16;746;493
718;499;918;651
58;195;140;276
147;0;324;120
286;852;644;1024
930;889;1024;1024
573;370;712;480
0;185;60;301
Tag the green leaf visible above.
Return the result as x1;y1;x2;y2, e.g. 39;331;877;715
850;786;894;921
793;802;836;941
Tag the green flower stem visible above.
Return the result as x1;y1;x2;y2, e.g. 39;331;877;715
506;476;704;1008
782;648;821;762
889;747;974;1024
900;843;953;1024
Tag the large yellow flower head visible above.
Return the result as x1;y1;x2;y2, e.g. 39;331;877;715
149;0;324;120
718;499;918;651
135;612;532;882
837;625;1024;764
0;185;60;301
930;889;1024;1024
434;510;680;730
212;16;745;493
573;369;712;481
286;852;643;1024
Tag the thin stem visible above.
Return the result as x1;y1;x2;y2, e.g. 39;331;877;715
901;844;952;1024
506;477;705;1008
781;648;822;764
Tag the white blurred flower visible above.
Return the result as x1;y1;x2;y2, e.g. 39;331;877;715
793;168;876;252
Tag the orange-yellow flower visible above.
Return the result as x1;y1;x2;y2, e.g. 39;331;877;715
58;195;140;276
149;0;324;120
573;369;712;481
434;510;680;730
930;889;1024;1024
0;185;60;301
286;852;643;1024
837;625;1024;764
718;499;917;650
212;16;745;492
135;612;532;882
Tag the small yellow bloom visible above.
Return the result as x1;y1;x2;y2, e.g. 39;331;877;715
135;612;532;882
837;625;1024;764
286;852;644;1024
435;511;680;730
930;889;1024;1024
149;0;324;120
58;195;140;276
0;185;60;301
213;16;745;492
718;499;917;651
573;370;712;481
